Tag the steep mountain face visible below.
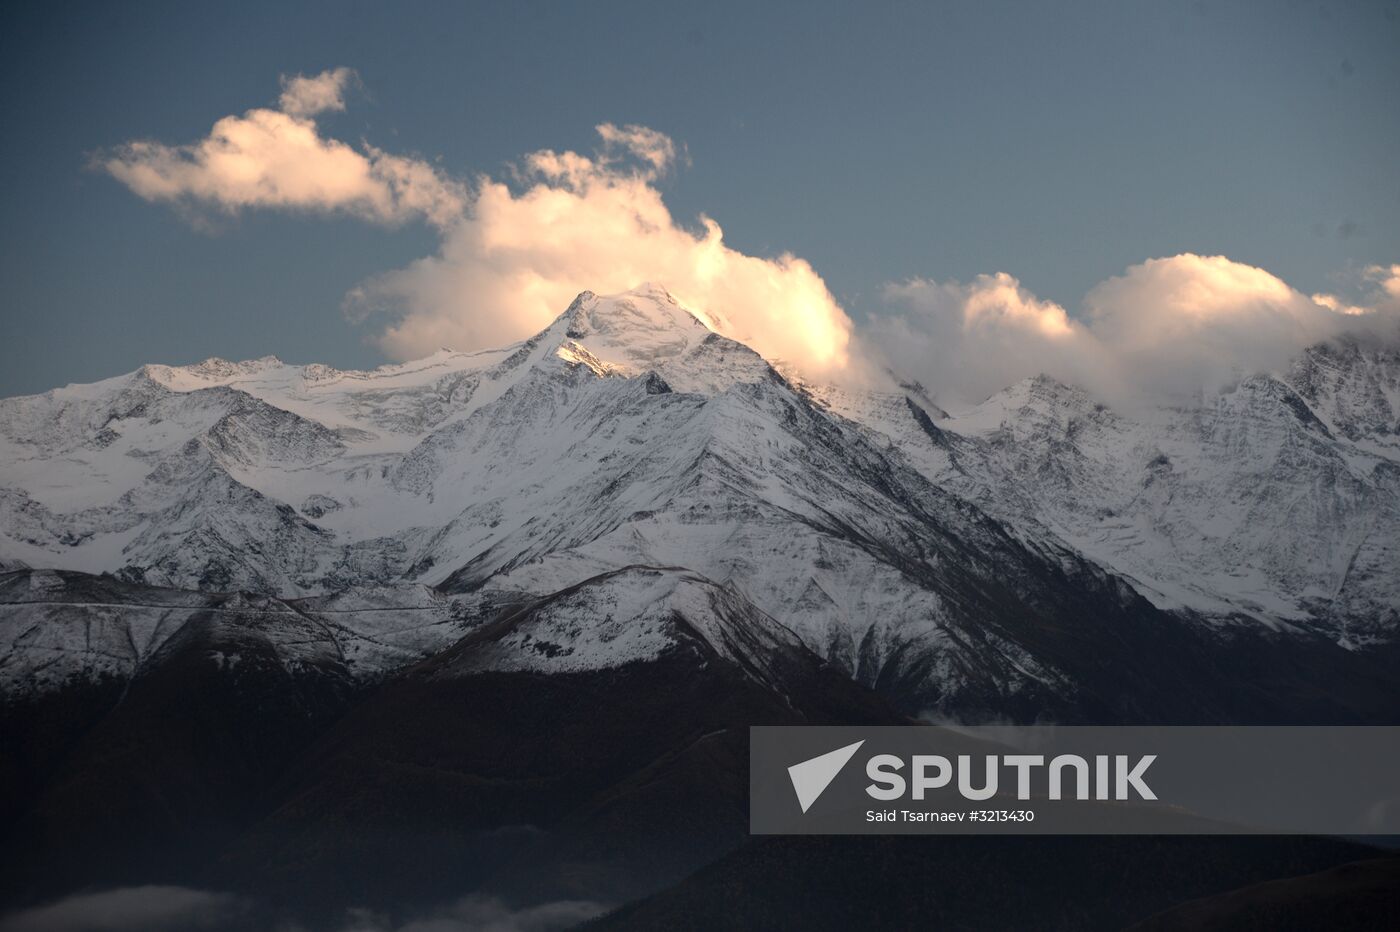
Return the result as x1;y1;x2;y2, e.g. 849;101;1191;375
1287;339;1400;448
2;286;1398;721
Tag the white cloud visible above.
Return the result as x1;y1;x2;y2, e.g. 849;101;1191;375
1309;262;1400;324
594;122;679;176
1311;292;1370;316
1079;254;1343;399
279;66;356;117
352;124;853;375
876;273;1088;404
874;254;1400;408
100;68;465;229
1366;263;1400;302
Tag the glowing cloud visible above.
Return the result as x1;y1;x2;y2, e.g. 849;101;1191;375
100;69;465;229
876;273;1089;403
875;254;1400;407
1079;254;1345;398
353;124;853;374
1311;293;1370;316
1367;263;1400;302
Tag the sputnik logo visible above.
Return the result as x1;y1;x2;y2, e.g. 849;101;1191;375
787;740;865;813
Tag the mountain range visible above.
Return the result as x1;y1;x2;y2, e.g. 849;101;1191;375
2;284;1397;925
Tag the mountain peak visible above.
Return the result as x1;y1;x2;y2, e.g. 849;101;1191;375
550;285;721;374
565;284;709;334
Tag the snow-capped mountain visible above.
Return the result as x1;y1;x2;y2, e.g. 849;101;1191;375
4;284;1399;920
2;285;1398;721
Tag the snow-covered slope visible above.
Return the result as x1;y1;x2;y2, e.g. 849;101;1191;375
830;348;1400;647
0;286;768;592
433;566;822;702
2;285;1397;717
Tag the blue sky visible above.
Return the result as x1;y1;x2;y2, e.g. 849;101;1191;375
2;0;1397;397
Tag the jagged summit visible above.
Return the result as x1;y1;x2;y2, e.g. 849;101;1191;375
535;285;771;393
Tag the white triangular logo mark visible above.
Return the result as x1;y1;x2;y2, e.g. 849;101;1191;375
787;740;865;813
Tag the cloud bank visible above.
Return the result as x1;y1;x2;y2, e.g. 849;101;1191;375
100;68;466;229
102;68;1398;399
875;254;1400;408
877;271;1086;405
